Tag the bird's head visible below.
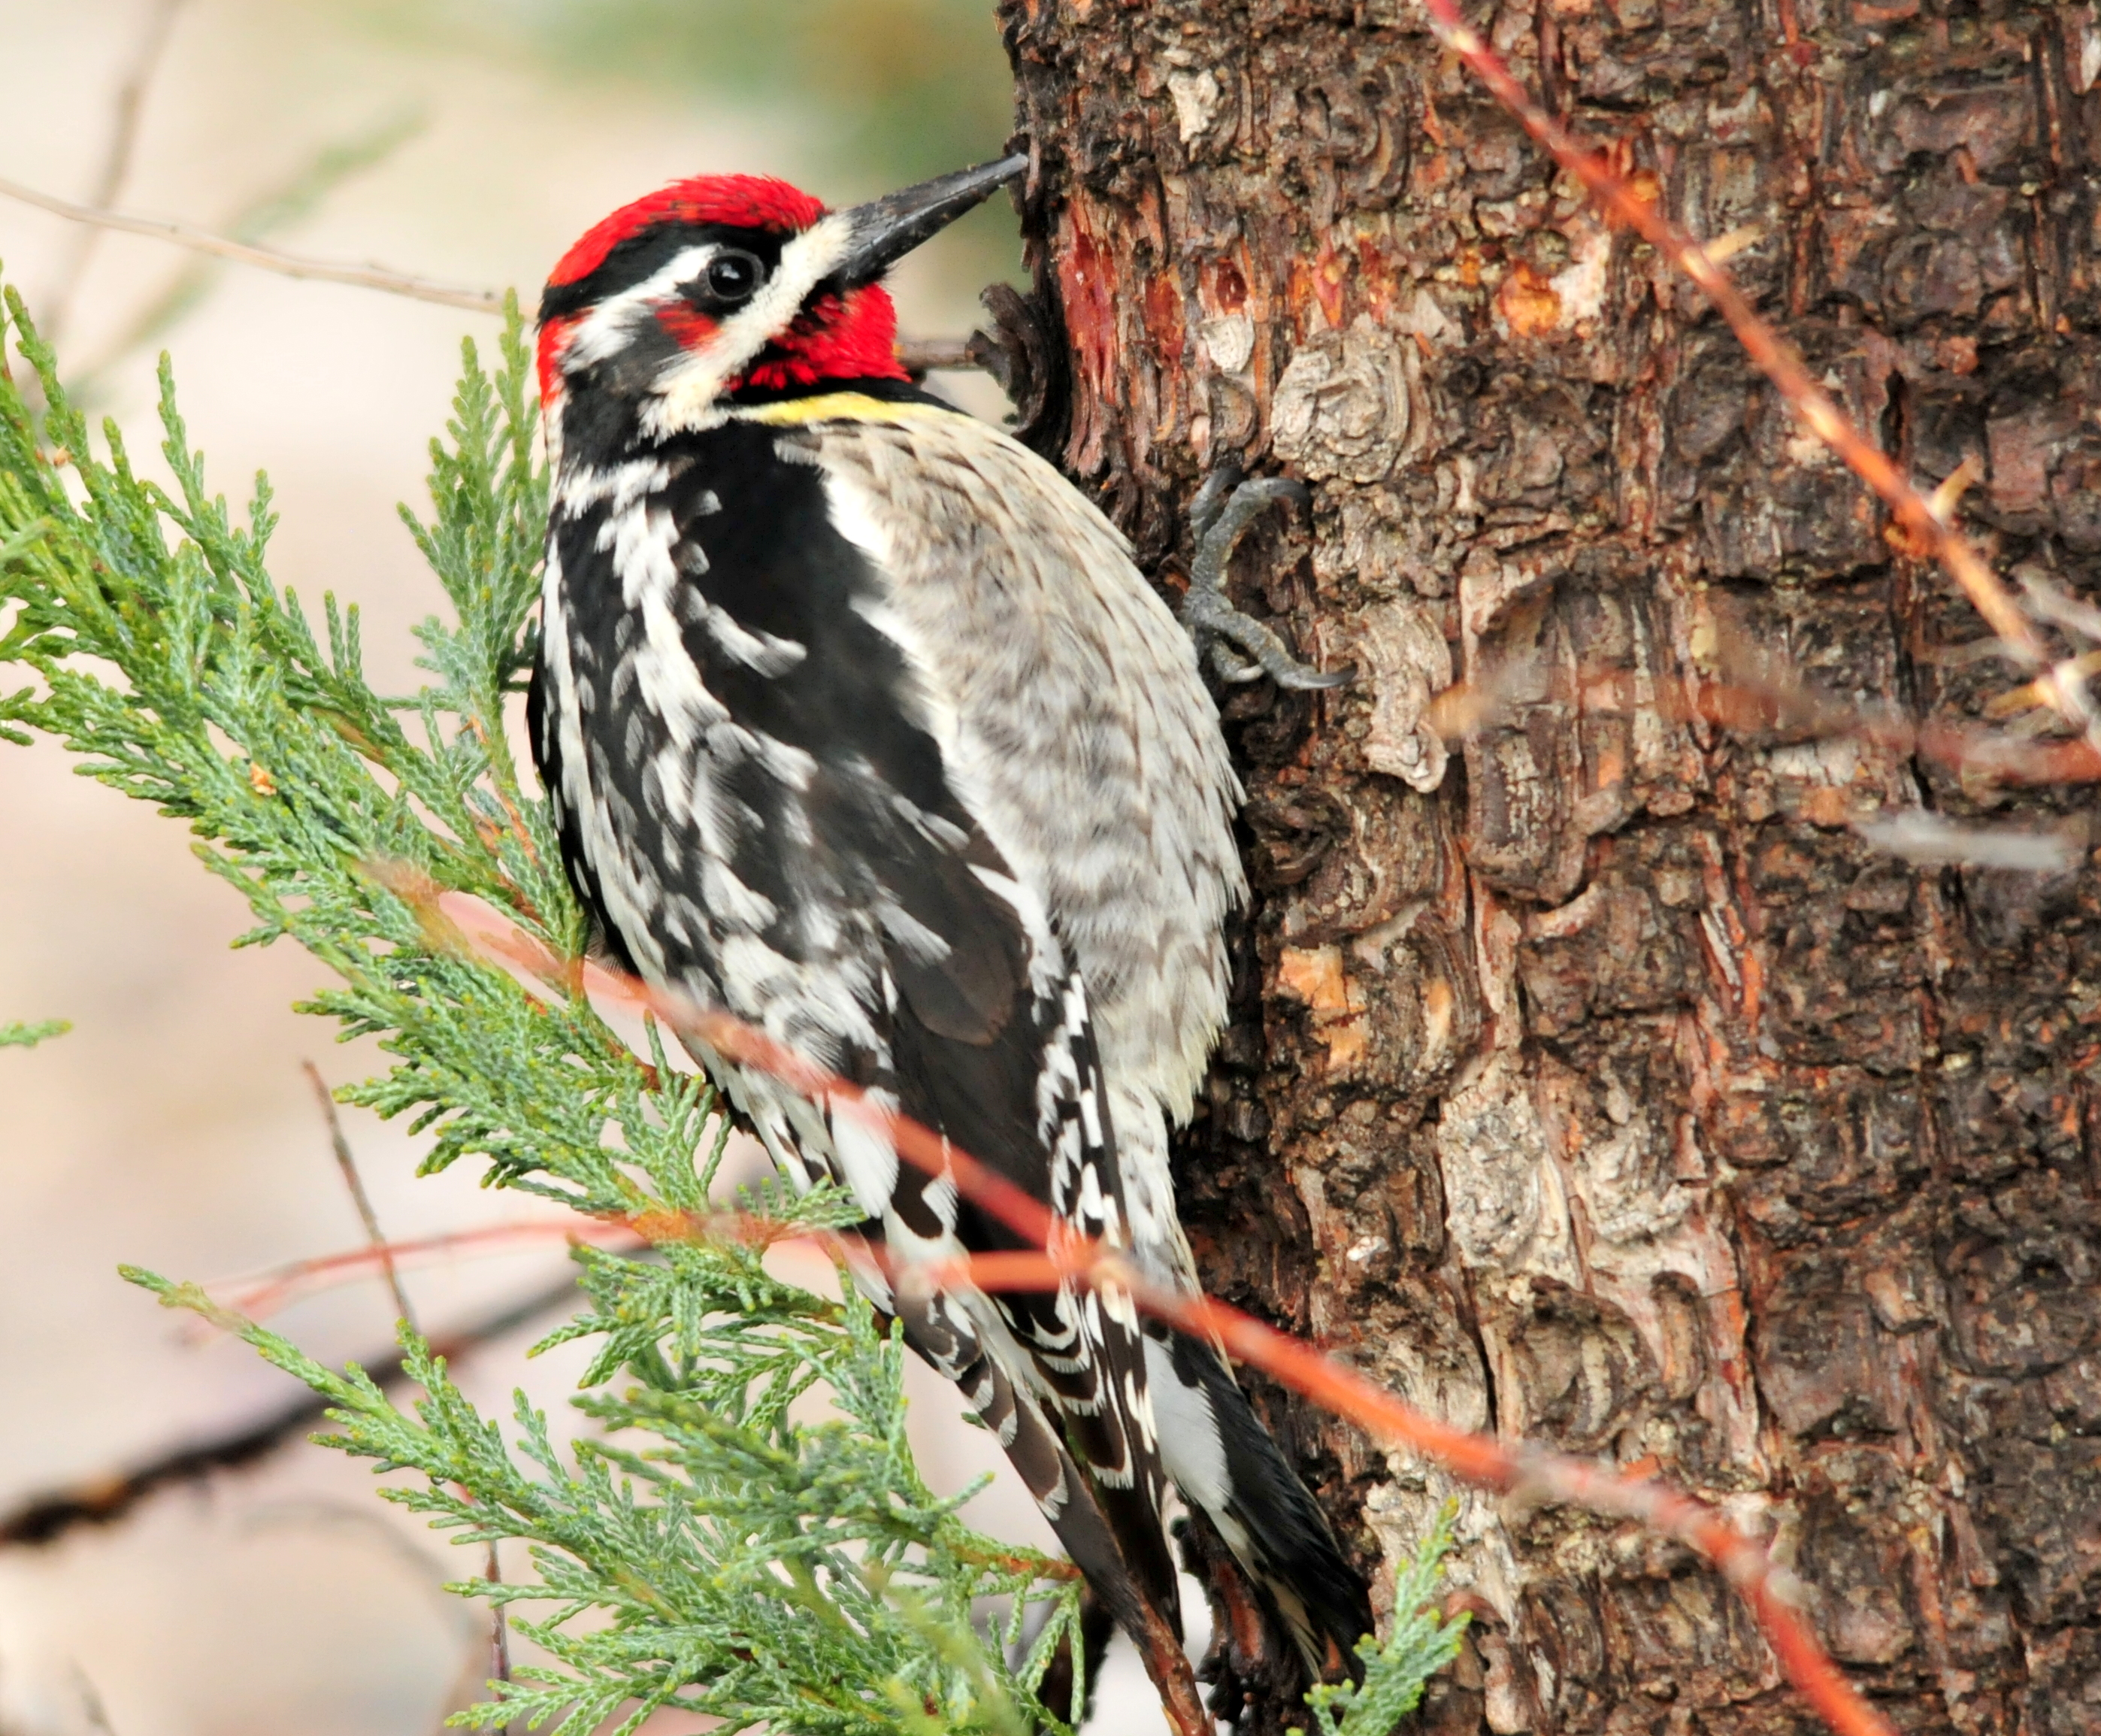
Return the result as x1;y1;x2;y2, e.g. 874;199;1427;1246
537;155;1024;434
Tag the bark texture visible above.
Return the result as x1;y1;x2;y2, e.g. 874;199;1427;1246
994;3;2101;1733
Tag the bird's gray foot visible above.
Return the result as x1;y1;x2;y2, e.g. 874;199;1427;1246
1179;463;1352;690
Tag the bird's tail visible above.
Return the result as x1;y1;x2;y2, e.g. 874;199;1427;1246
891;1288;1204;1731
1146;1325;1373;1678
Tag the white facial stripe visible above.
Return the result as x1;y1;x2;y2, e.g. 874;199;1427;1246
565;243;727;369
643;213;857;436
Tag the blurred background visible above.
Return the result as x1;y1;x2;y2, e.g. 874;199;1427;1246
0;5;1192;1732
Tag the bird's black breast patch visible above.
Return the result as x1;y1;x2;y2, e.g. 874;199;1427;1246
534;412;1067;1193
530;393;1173;1625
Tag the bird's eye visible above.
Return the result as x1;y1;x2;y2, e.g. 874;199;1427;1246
706;250;763;304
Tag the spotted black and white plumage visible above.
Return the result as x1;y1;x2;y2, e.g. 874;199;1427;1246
527;159;1371;1704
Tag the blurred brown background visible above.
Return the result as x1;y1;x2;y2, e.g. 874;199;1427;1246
0;4;1161;1730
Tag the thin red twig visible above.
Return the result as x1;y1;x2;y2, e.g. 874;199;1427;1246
203;1206;855;1323
214;1219;643;1320
391;877;1895;1736
1418;0;2097;756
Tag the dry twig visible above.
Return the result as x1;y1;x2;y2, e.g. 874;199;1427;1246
303;1059;417;1331
0;173;507;315
0;1268;584;1549
41;0;190;347
1;174;990;377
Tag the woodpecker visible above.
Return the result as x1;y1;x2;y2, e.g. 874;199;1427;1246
527;155;1373;1719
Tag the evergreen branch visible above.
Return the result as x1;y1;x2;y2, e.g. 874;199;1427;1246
0;1016;71;1048
0;275;1075;1736
1294;1507;1466;1736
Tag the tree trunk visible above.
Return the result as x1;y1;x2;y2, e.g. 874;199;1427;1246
993;3;2101;1733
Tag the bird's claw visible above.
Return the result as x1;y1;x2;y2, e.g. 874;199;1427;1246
1179;465;1351;692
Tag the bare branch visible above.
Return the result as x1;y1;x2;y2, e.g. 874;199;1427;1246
895;337;976;372
0;1269;583;1549
1987;650;2101;722
0;174;994;375
304;1059;417;1332
43;0;190;347
71;1666;121;1736
486;1531;514;1701
1854;810;2081;872
0;174;507;315
2018;567;2101;647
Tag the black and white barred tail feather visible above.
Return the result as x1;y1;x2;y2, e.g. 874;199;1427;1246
892;1281;1182;1647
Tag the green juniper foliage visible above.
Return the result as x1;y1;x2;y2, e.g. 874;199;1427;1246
0;1016;71;1048
0;277;1460;1734
1293;1507;1467;1736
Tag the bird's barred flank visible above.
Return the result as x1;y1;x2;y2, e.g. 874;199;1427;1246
527;156;1372;1721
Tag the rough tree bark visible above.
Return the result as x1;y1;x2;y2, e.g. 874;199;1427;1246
991;3;2101;1733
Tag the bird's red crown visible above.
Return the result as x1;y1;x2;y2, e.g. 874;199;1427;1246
545;175;823;289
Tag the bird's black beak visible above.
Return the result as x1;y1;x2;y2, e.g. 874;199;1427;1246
831;154;1027;289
